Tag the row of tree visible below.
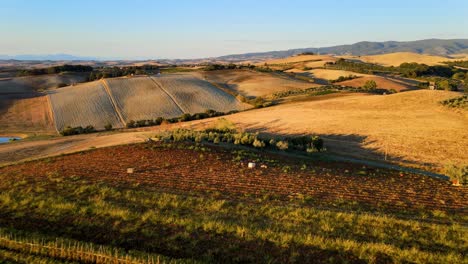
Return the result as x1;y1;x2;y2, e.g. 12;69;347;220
17;65;93;76
87;65;160;81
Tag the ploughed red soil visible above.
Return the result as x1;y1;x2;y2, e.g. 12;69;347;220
1;142;466;213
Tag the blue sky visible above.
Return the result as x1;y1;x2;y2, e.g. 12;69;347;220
1;0;467;59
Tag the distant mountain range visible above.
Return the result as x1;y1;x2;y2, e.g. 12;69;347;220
0;54;99;61
1;39;468;62
217;39;468;61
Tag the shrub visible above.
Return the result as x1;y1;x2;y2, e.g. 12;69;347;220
84;125;96;133
312;136;324;152
444;164;468;184
276;141;289;151
330;75;359;83
153;129;325;155
440;95;468;109
363;80;377;90
104;123;113;131
253;139;265;148
60;125;95;136
179;113;192;122
155;117;164;125
126;120;136;128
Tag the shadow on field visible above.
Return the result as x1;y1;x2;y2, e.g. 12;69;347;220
0;92;44;114
236;120;433;169
0;211;370;263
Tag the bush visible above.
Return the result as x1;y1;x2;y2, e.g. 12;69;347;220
153;128;325;155
362;80;377;90
330;75;359;83
60;125;95;136
253;139;265;148
126;120;135;128
179;113;192;122
444;164;468;184
440;95;468;109
312;136;324;152
276;141;289;151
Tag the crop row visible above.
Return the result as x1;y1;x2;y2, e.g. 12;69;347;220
5;143;465;214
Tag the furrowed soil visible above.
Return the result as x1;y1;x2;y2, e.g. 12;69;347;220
0;142;466;263
2;142;465;214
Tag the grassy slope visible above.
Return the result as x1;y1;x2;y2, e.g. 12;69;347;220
48;80;123;131
335;76;415;92
0;73;88;93
224;90;468;170
105;76;184;121
0;95;55;134
195;70;316;97
152;74;248;113
353;52;453;67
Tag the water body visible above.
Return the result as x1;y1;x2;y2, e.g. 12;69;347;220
0;137;20;144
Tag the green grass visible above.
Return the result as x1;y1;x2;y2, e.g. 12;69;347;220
0;172;466;263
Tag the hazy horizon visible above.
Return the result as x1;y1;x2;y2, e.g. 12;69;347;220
1;0;468;59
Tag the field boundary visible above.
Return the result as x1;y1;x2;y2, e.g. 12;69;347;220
0;233;174;264
101;79;126;127
45;94;60;134
149;76;187;113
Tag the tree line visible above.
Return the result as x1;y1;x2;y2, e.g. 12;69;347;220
17;65;93;76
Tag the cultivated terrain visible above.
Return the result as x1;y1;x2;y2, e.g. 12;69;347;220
0;44;467;263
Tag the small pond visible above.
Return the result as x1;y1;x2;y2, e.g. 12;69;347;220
0;137;21;144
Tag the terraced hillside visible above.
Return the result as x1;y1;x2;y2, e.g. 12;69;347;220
151;74;248;113
46;74;248;132
104;77;184;121
48;81;123;131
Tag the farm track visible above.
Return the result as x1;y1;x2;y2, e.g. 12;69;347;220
101;79;126;127
149;76;187;113
45;94;59;134
2;143;466;215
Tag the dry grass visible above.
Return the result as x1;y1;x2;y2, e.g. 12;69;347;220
195;69;316;97
223;90;467;170
48;81;123;131
0;95;54;133
105;76;184;121
0;73;88;93
336;76;416;91
2;90;466;172
351;52;453;66
450;53;468;60
307;69;367;80
152;74;248;113
257;54;336;65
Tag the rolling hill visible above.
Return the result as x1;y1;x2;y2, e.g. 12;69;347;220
350;52;454;66
223;90;467;170
0;72;88;93
48;81;124;131
217;39;468;61
104;77;184;121
46;74;248;132
195;69;316;97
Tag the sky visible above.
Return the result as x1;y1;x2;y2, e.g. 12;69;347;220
1;0;467;59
